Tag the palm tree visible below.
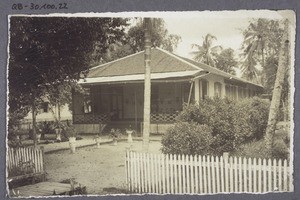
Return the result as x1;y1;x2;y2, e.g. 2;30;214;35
190;34;222;67
241;19;282;82
265;19;290;154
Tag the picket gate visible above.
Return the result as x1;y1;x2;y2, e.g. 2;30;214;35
7;147;45;177
125;151;293;194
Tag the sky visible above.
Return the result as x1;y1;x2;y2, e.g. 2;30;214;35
160;10;287;59
46;11;292;61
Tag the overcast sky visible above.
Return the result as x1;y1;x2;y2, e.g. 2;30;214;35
46;10;294;61
161;10;287;58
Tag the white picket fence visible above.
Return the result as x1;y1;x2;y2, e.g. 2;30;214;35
125;151;293;194
7;147;45;177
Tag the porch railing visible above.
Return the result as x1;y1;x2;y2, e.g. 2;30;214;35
150;113;178;123
73;113;178;124
73;114;109;124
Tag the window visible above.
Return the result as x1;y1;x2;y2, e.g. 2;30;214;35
238;87;243;99
151;85;159;113
225;84;237;100
41;102;49;113
214;82;222;97
201;80;209;99
83;88;92;114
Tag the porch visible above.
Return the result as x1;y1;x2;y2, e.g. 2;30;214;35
72;82;191;134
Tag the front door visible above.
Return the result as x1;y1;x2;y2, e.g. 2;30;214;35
110;87;123;120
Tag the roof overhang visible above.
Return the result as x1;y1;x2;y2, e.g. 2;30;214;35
79;70;203;85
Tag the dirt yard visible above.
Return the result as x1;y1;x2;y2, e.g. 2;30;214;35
44;140;162;195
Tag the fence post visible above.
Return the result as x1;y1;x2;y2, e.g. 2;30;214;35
223;152;229;192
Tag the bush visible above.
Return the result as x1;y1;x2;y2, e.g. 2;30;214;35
37;121;56;139
175;97;270;154
232;139;289;160
232;140;271;159
161;122;213;155
237;97;270;140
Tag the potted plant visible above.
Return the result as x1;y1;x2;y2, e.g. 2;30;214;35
54;122;63;142
64;125;77;153
126;125;134;143
36;128;42;143
109;129;122;145
94;122;106;148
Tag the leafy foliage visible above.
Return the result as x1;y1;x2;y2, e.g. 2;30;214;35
173;97;270;155
8;16;128;136
214;48;237;75
161;122;213;155
190;34;222;67
127;18;181;53
232;139;289;160
109;129;123;140
241;18;284;83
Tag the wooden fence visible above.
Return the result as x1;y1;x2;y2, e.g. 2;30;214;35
125;151;293;194
7;147;45;178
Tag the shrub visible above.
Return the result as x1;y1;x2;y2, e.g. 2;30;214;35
232;140;272;159
175;97;270;154
237;97;270;140
232;139;289;160
161;122;213;155
62;125;77;138
37;121;56;139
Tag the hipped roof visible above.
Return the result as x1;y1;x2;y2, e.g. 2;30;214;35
80;47;262;88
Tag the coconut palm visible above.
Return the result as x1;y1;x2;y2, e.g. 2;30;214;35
190;34;222;67
241;19;282;82
265;19;290;154
143;18;151;151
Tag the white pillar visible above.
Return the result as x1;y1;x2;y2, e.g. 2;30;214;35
194;79;200;103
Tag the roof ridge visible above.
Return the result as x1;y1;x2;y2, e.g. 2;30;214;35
89;49;145;71
155;47;202;71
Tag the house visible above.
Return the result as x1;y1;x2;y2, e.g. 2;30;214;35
72;48;263;134
21;102;72;130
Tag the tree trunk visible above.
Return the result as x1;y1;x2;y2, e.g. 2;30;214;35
265;19;290;153
57;101;62;138
32;99;37;148
142;18;151;151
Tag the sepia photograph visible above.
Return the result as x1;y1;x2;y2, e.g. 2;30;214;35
6;10;295;197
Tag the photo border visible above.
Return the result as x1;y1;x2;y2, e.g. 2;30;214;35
0;0;299;199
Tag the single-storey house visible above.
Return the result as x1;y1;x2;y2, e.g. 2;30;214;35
72;48;263;134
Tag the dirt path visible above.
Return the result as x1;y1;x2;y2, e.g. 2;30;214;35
44;140;162;195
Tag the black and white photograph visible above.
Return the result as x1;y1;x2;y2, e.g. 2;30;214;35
6;10;295;197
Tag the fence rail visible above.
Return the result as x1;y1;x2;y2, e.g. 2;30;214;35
125;151;293;194
7;147;45;178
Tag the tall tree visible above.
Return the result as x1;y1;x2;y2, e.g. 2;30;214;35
140;18;173;151
190;34;222;67
128;18;181;53
265;19;290;154
214;48;237;75
241;19;283;82
142;18;151;151
8;17;128;146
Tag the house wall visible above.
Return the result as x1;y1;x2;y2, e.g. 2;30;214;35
24;104;72;122
194;74;261;102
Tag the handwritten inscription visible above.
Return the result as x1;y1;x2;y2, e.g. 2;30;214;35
12;3;68;10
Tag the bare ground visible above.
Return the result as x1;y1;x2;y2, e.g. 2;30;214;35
44;140;162;195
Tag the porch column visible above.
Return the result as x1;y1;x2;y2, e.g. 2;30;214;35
221;82;226;98
194;79;200;103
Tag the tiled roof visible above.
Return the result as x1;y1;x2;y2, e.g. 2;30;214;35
86;47;262;88
87;48;200;78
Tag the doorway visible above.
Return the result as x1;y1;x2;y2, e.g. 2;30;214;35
110;87;123;121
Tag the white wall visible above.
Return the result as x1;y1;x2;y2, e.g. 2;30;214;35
195;74;225;101
24;104;72;122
